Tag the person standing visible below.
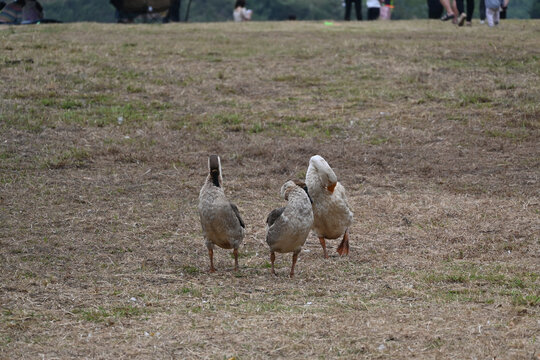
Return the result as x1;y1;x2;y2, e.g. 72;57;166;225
345;0;362;21
367;0;381;20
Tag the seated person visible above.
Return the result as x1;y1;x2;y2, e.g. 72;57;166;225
21;0;43;23
0;0;25;24
233;0;252;22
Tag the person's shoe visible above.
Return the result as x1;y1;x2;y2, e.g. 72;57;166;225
457;12;467;26
480;20;485;24
466;21;472;26
440;13;455;21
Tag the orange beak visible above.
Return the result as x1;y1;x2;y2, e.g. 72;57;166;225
327;182;336;194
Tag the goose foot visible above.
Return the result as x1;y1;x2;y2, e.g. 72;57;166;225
290;251;299;278
337;230;350;256
208;248;216;272
270;251;277;276
233;248;239;272
319;237;329;259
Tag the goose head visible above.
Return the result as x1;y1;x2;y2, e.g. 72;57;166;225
308;155;338;194
208;154;223;187
280;180;297;201
280;180;313;203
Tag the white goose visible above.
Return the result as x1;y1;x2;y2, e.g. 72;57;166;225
265;180;313;278
198;155;245;272
306;155;353;258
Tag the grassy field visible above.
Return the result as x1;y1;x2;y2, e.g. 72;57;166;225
1;20;539;359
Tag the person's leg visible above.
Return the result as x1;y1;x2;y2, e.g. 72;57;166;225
479;0;486;20
440;0;455;19
500;4;507;18
345;0;352;20
355;0;363;20
455;0;464;13
367;7;378;20
434;0;444;18
486;7;495;26
452;0;459;16
495;7;500;24
466;0;474;21
455;0;467;25
428;0;438;18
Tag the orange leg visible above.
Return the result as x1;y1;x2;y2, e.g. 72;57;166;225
337;229;350;256
233;248;239;271
270;251;277;276
319;237;329;259
208;247;216;272
290;252;299;278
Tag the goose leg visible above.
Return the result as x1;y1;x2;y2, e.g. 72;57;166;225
270;251;277;276
233;248;239;271
290;251;299;278
337;229;350;256
208;247;216;272
319;237;329;259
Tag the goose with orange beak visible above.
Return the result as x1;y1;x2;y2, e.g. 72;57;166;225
306;155;353;258
198;155;245;272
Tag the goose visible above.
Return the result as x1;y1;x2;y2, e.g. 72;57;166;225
265;180;313;278
198;155;245;272
306;155;353;258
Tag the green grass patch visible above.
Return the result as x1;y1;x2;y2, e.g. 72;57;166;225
44;147;90;169
73;305;148;323
485;129;529;141
61;99;84;110
512;293;540;307
182;265;200;275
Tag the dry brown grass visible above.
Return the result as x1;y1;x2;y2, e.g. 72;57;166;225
1;20;539;359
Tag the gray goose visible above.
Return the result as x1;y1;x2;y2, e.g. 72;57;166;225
265;180;313;278
306;155;353;258
198;155;245;272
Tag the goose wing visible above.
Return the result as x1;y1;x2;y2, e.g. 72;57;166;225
230;202;245;229
266;207;285;227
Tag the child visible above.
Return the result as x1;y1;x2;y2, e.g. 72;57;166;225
380;0;393;20
485;0;508;26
